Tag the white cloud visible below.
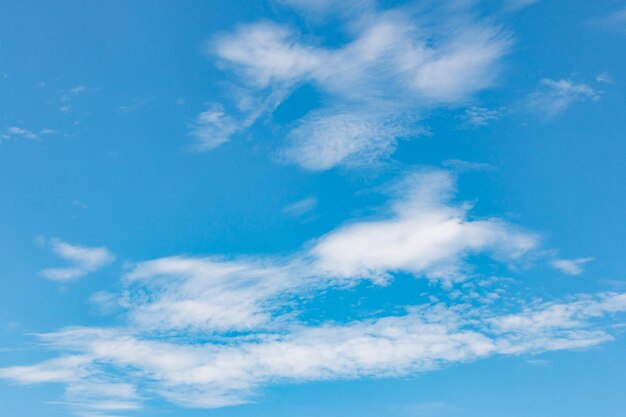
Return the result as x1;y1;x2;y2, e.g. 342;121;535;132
551;257;594;276
56;86;87;114
0;354;142;417
1;293;624;410
40;238;115;282
460;106;499;127
283;196;317;217
123;256;303;331
311;170;537;285
281;109;420;170
489;292;626;335
114;170;539;333
214;22;320;89
195;3;511;169
4;172;625;414
4;127;39;140
62;381;142;416
213;16;509;103
526;78;599;117
69;86;86;94
596;72;614;84
2;127;55;141
189;104;240;150
189;90;288;150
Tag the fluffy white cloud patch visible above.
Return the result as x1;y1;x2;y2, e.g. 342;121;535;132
192;3;511;169
311;171;537;284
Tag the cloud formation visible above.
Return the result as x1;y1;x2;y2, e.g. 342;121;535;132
193;2;512;169
283;196;317;217
1;127;54;141
40;238;115;282
310;171;537;284
3;171;626;415
526;78;599;116
460;106;499;127
116;170;538;333
552;257;594;276
2;293;625;412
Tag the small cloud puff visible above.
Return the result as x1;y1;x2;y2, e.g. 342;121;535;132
551;257;594;276
39;238;115;282
526;78;599;117
189;104;239;150
596;72;614;84
460;106;499;127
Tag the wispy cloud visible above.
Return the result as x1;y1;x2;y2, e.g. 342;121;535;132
69;86;86;94
460;106;499;127
596;72;614;84
188;104;239;150
526;78;599;117
58;85;88;114
39;238;115;282
192;2;512;169
213;16;508;102
189;90;287;151
551;257;594;276
280;109;420;170
1;292;624;411
5;170;625;415
283;196;317;217
1;127;54;141
116;170;538;333
4;127;39;140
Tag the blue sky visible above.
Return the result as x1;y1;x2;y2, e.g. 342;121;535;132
1;0;626;416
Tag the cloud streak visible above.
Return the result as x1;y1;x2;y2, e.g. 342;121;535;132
40;238;115;282
526;78;599;117
2;293;625;411
552;257;594;276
